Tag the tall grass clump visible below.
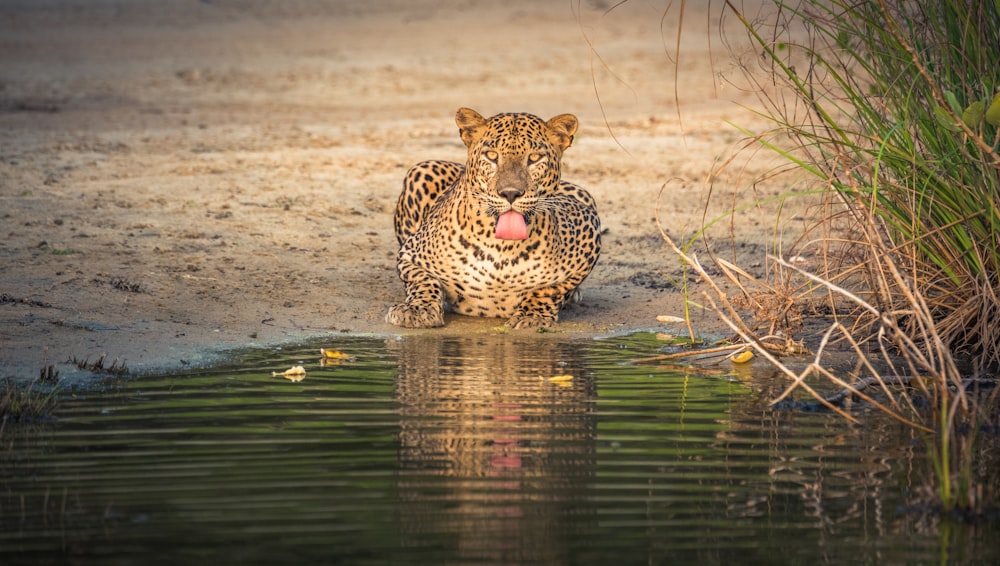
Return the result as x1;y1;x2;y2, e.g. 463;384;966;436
686;0;1000;514
728;0;1000;369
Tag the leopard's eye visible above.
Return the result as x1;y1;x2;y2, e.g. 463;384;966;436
484;150;499;162
527;152;544;164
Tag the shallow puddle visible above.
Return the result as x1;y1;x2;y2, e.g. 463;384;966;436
2;333;997;564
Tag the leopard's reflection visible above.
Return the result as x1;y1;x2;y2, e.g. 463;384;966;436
392;334;597;562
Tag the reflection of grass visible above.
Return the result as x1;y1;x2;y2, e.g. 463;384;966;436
709;0;1000;515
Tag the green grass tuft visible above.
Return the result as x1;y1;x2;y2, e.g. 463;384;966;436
1;378;58;425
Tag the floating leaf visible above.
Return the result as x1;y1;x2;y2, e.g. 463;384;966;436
729;350;754;364
933;105;961;131
272;365;306;381
986;92;1000;127
962;101;984;128
320;348;351;360
544;374;574;384
656;315;685;323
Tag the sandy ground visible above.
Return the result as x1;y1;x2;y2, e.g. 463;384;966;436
0;0;809;378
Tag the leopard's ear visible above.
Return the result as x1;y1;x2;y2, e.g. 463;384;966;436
546;113;579;152
456;107;488;147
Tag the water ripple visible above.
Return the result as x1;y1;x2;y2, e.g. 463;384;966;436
2;334;997;564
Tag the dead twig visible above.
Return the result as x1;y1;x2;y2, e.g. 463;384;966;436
631;343;743;364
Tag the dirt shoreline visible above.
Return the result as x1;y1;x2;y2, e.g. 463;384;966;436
1;0;802;379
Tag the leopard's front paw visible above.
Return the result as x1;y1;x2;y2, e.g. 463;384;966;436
505;313;556;330
385;303;445;328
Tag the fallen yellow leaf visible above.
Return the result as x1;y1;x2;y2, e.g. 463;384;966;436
272;365;306;380
729;350;754;364
320;348;351;360
545;374;574;383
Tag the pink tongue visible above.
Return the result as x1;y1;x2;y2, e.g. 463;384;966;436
495;211;528;240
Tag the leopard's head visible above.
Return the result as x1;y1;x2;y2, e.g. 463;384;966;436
455;107;578;240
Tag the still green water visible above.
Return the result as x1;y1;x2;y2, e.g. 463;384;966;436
2;333;997;564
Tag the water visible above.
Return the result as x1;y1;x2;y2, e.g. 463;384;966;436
2;333;997;564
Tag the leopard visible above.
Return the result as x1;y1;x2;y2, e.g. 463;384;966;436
385;107;601;329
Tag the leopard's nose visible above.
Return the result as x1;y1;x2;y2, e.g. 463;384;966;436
499;189;522;204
